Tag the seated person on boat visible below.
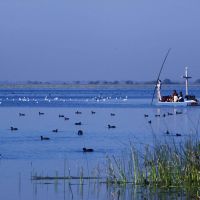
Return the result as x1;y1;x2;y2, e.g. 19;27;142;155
178;92;184;102
160;90;184;102
172;90;178;102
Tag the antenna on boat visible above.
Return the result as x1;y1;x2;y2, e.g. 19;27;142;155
183;67;191;96
151;48;171;105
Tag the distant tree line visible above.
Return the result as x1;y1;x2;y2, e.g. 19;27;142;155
1;78;200;85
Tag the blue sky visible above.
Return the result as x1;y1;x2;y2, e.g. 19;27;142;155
0;0;200;81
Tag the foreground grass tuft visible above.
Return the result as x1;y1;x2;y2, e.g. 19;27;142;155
105;138;200;189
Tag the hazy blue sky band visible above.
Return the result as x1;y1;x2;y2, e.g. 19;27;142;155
0;0;200;81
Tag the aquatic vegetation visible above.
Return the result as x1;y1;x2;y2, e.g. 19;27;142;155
31;138;200;200
104;138;200;190
32;137;200;189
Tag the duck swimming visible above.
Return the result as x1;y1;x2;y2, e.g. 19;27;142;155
75;122;82;125
78;130;83;135
83;147;94;152
108;124;116;129
40;136;50;140
10;127;18;131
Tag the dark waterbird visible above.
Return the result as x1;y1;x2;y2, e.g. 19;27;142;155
59;114;64;118
165;130;170;134
64;117;69;120
19;113;25;116
163;113;166;117
155;114;160;117
148;120;152;124
10;127;18;131
78;130;83;135
167;112;173;116
144;114;149;118
41;136;50;140
91;111;96;114
75;122;82;126
39;112;44;115
176;111;183;115
108;124;116;129
83;147;94;152
110;113;115;116
75;111;82;114
176;133;182;137
52;129;58;133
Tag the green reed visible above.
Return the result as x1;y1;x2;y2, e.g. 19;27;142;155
104;138;200;189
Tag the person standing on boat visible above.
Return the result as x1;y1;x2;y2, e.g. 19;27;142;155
172;90;178;102
157;80;162;101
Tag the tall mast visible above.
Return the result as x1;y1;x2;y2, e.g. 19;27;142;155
183;67;191;96
151;48;171;104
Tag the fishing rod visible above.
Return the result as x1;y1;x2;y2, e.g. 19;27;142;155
151;48;171;105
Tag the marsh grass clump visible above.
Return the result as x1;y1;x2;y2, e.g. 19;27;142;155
105;146;145;186
105;138;200;189
106;156;127;185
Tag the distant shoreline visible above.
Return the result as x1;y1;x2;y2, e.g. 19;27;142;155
0;83;199;89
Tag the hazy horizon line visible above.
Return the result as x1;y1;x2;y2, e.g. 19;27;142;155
0;78;200;85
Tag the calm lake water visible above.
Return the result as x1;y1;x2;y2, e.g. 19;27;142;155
0;85;199;200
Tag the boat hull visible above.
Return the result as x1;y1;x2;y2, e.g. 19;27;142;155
156;100;200;107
